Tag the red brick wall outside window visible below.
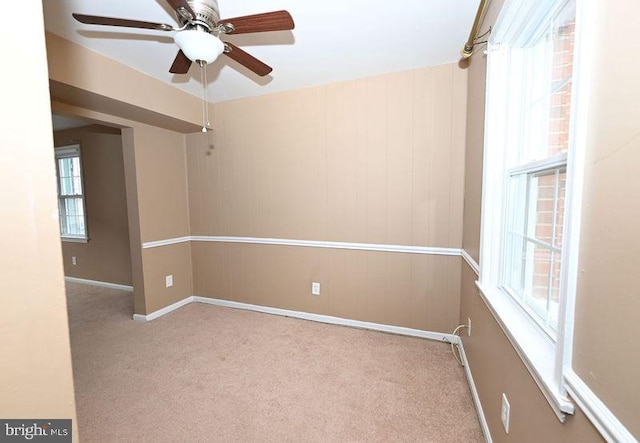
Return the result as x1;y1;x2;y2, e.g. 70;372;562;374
531;22;575;319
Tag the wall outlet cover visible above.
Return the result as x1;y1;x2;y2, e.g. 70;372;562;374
311;282;320;296
166;275;173;288
501;393;510;434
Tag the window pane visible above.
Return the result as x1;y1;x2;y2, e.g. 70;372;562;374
554;171;567;249
532;172;556;246
58;157;83;196
514;1;575;166
61;197;85;236
504;174;528;296
503;167;564;337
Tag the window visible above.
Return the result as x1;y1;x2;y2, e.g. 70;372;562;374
55;144;88;242
479;0;583;419
501;3;575;339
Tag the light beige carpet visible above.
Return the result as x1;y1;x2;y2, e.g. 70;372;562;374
66;282;483;442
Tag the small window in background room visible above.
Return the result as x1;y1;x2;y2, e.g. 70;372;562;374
55;144;88;242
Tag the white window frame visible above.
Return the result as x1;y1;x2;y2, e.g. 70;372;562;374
55;144;89;243
478;0;587;420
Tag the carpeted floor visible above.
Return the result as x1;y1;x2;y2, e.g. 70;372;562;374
66;282;483;442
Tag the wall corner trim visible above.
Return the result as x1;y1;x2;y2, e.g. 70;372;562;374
65;276;133;292
564;369;638;443
461;249;480;275
458;340;493;443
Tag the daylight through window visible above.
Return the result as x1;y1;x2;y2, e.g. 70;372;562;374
55;144;88;241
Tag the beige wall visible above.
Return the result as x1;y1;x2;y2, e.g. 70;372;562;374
46;32;203;132
132;124;193;314
0;0;77;438
54;124;132;286
187;64;467;332
46;30;202;316
133;125;191;243
189;65;466;247
460;267;602;442
192;243;461;332
460;0;639;440
571;0;640;436
50;103;193;316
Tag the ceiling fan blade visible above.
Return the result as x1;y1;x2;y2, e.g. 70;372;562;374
223;43;272;77
72;13;175;31
165;0;196;21
219;10;294;35
169;50;192;74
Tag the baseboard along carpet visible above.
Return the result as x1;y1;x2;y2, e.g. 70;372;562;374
66;282;483;442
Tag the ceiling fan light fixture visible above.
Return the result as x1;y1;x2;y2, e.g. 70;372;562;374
174;30;224;64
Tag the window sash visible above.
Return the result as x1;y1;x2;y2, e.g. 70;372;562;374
54;144;88;240
502;163;566;339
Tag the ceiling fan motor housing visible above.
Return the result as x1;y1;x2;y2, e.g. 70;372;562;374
180;0;220;30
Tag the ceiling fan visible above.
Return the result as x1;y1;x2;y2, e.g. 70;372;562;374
72;0;295;77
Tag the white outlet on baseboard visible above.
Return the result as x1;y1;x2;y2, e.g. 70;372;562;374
311;282;320;296
501;393;510;434
72;256;77;266
467;317;472;336
165;275;173;288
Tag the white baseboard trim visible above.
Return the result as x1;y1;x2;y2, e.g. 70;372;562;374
131;293;457;344
458;340;493;443
193;296;458;343
65;276;133;292
133;296;194;322
564;369;637;443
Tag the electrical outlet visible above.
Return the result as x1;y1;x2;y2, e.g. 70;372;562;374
467;317;472;336
165;275;173;288
72;256;77;266
311;282;320;296
501;393;510;434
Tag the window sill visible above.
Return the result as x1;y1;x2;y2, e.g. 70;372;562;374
475;280;574;421
61;236;88;244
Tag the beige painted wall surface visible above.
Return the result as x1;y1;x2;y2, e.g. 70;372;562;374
192;242;461;333
0;0;77;438
50;103;194;316
121;127;146;314
570;0;640;436
187;64;467;248
54;125;132;286
142;243;193;314
134;125;191;243
186;64;467;332
461;0;505;265
459;265;603;443
45;32;202;131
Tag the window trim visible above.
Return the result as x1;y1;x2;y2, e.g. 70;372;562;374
55;144;89;243
478;0;585;421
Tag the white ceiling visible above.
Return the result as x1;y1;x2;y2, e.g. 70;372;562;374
43;0;479;104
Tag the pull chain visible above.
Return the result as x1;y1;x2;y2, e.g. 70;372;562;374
199;60;211;132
